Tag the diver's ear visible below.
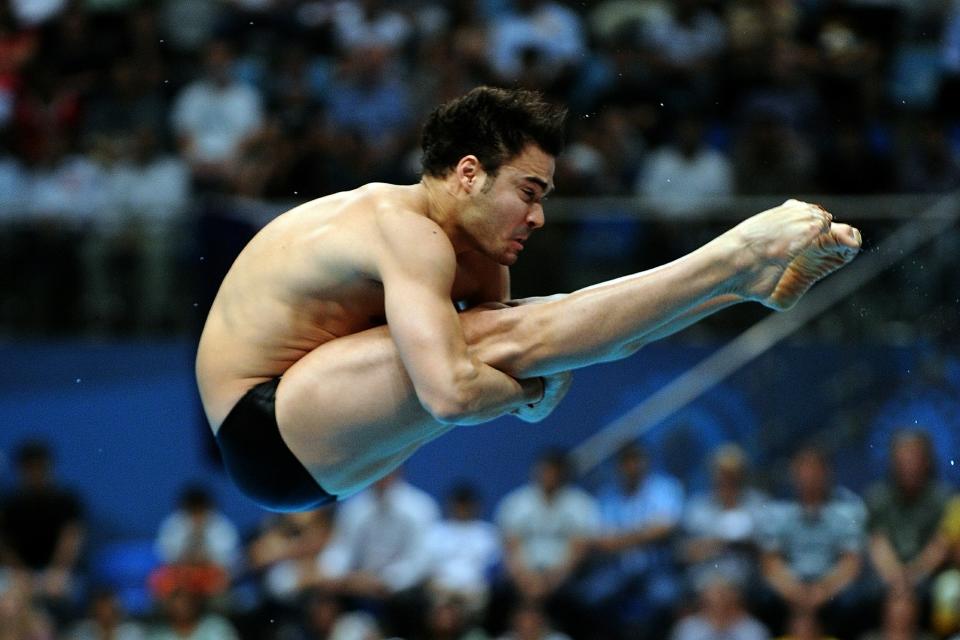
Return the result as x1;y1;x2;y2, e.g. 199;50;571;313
456;155;483;193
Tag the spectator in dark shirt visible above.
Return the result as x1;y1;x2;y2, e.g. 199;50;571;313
0;440;85;625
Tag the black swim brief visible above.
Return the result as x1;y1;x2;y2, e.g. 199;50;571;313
215;377;337;512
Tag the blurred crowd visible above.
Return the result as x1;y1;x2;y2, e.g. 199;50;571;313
1;0;960;335
7;430;960;640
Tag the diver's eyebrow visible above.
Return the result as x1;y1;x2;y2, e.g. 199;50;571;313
524;176;554;196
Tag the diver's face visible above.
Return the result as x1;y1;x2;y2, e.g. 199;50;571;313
464;144;554;265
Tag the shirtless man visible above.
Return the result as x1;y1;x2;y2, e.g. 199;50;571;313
196;87;862;512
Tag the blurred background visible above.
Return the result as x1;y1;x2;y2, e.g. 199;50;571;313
0;0;959;638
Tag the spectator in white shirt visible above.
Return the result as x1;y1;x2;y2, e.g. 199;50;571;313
425;483;501;614
151;485;241;599
493;449;599;637
316;468;439;637
635;114;733;219
170;40;263;189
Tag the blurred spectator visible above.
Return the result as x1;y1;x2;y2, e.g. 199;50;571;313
866;430;950;600
734;35;823;140
9;0;66;27
65;587;146;640
0;132;28;212
160;0;224;53
329;0;414;53
493;449;598;635
928;494;960;636
316;468;439;637
634;113;733;219
422;592;490;640
28;133;109;223
940;0;960;115
273;587;383;640
424;483;501;614
639;0;726;108
758;446;866;636
325;45;413;154
170;40;264;190
486;0;586;87
775;611;837;640
150;485;240;600
83;126;190;332
495;601;571;640
0;1;38;128
148;587;239;640
82;57;165;150
554;130;613;197
896;118;960;192
576;442;684;638
679;443;767;594
669;576;770;640
0;440;85;623
12;61;83;169
247;508;333;605
859;589;935;640
796;2;890;121
104;126;190;222
0;568;54;640
817;121;896;194
733;108;816;194
33;5;106;96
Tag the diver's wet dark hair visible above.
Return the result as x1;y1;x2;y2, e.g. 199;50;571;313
420;86;567;178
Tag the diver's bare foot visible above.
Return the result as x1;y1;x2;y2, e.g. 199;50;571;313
726;200;861;309
765;222;861;310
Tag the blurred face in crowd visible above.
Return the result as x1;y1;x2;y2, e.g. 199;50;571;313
891;434;931;495
165;590;202;627
700;580;741;620
713;464;745;506
17;457;51;490
204;42;234;86
535;457;566;495
711;445;748;506
428;598;468;637
449;496;478;521
91;592;122;629
790;450;829;505
512;604;553;640
677;118;705;157
617;446;648;490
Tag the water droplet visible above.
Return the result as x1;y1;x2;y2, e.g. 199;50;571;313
952;460;955;466
293;191;298;195
75;378;82;383
659;102;664;107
